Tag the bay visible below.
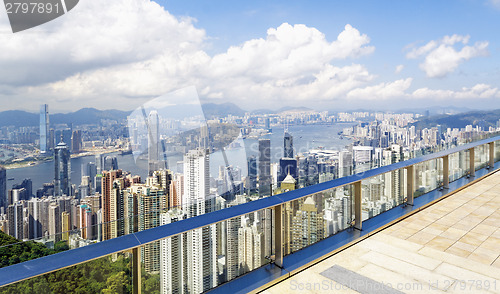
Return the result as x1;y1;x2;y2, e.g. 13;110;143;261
6;123;354;191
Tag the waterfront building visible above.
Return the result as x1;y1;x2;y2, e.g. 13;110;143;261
54;140;71;197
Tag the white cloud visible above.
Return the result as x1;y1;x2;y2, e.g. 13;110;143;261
1;9;378;111
347;78;412;100
406;41;438;59
412;84;500;99
0;0;497;112
406;35;488;78
395;65;404;74
206;23;374;81
0;0;206;86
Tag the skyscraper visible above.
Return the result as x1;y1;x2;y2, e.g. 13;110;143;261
291;197;325;252
183;149;210;217
55;129;72;153
258;139;271;196
103;155;119;171
48;128;55;151
12;179;32;199
0;166;6;212
7;203;23;240
54;140;71;196
48;203;61;242
341;195;352;230
170;173;183;209
40;104;49;154
246;156;257;194
183;149;217;292
101;170;123;241
160;209;186;294
338;151;353;178
71;130;82;153
61;211;70;241
278;158;297;183
237;217;265;275
109;179;125;240
138;185;166;274
148;110;161;174
85;162;97;194
284;131;293;158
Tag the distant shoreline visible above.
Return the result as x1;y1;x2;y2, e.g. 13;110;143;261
2;148;126;170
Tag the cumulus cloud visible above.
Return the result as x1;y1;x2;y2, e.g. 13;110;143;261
1;5;378;111
0;0;497;111
406;34;488;78
207;23;374;81
395;65;404;74
0;0;206;86
347;78;412;100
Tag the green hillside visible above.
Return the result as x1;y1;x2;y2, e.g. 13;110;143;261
412;109;500;129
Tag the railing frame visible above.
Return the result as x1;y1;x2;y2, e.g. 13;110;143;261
0;135;499;292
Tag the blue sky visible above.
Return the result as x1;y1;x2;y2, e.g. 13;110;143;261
0;0;499;112
159;0;500;90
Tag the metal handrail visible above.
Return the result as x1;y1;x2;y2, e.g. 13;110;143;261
0;135;498;287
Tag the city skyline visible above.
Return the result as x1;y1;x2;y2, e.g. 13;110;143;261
1;1;500;112
1;1;500;293
0;100;498;293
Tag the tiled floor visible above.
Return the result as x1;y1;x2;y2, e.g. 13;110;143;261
263;172;500;293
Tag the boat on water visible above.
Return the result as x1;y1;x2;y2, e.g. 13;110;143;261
120;149;133;155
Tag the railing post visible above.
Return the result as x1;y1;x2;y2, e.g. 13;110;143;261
133;247;141;294
406;165;414;205
489;142;495;169
274;204;283;268
354;181;362;230
469;147;475;177
443;155;449;189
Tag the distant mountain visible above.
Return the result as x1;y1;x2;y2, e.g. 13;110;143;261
0;110;38;127
51;108;131;125
397;106;471;115
332;106;471;115
0;108;131;128
412;109;500;129
201;102;246;118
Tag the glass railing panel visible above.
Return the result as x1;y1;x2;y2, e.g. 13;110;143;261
0;228;86;269
282;184;353;256
0;208;149;268
474;145;488;171
157;206;272;293
449;150;467;182
414;158;443;197
140;239;161;293
0;250;133;294
361;168;406;221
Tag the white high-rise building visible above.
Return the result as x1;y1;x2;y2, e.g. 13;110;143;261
160;209;186;294
40;104;49;154
237;217;265;275
148;110;161;173
338;151;353;178
183;149;210;217
181;149;217;293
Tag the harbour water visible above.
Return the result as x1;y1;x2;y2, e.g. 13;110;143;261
6;123;355;192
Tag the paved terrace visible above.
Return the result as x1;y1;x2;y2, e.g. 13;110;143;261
263;172;500;294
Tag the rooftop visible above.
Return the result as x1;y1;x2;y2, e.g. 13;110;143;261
263;172;500;293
